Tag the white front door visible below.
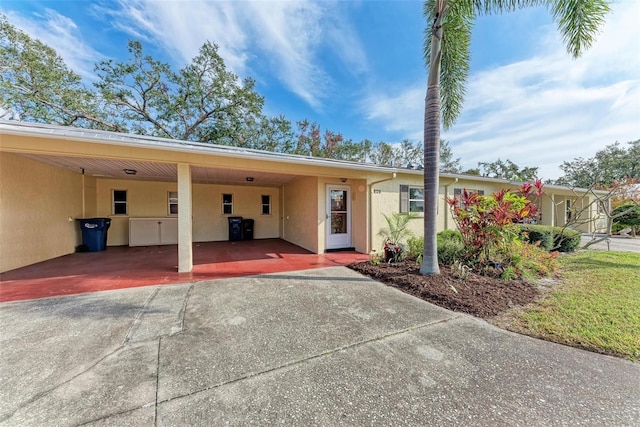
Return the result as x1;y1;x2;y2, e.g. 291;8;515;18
326;185;352;250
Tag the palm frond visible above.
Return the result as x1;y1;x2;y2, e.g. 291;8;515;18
440;2;474;129
548;0;610;58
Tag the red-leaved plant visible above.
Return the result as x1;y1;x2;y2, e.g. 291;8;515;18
446;182;543;263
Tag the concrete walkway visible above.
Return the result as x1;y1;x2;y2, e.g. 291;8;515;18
1;267;638;426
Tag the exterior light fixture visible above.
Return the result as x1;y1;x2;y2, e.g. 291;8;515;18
123;169;137;175
246;177;254;182
340;178;347;183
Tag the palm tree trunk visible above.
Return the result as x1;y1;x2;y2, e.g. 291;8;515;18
420;10;444;276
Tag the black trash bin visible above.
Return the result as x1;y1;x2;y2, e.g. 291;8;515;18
77;218;111;252
228;217;243;241
242;219;254;240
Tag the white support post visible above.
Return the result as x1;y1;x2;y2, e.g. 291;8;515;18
177;163;193;273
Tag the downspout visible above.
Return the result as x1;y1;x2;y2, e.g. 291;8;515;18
442;177;458;230
281;185;285;240
368;172;397;253
81;168;86;218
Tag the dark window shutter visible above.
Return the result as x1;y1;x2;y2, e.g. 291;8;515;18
400;185;409;213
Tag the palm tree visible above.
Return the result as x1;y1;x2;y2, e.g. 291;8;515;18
420;0;610;275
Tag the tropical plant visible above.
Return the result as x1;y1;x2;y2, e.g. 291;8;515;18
447;183;541;263
420;0;610;275
378;213;417;262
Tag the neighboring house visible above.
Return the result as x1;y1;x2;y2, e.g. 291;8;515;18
0;121;607;273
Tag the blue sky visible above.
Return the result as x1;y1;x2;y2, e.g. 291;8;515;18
2;0;638;179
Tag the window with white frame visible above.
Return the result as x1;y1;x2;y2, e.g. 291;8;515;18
168;191;178;215
261;195;271;215
112;190;128;215
222;193;233;215
400;185;424;213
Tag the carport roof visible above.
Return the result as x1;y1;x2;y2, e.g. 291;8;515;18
0;120;407;176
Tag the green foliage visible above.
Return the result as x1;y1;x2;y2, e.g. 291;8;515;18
494;241;559;279
612;203;640;233
440;140;462;173
552;227;581;252
94;40;265;143
378;213;416;245
407;236;424;258
0;16;114;130
437;229;463;243
447;184;540;262
517;224;580;253
437;237;465;266
378;213;417;262
368;139;424;168
408;230;464;263
517;224;554;251
478;158;539;182
554;140;640;188
444;183;560;278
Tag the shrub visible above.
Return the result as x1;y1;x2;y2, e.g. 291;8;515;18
517;224;554;251
495;241;559;279
407;236;424;258
437;229;463;243
407;231;464;264
552;227;581;252
612;203;640;234
438;237;465;266
447;183;542;262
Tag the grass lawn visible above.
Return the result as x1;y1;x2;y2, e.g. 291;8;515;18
504;251;640;361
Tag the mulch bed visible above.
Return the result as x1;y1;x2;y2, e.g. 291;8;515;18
348;259;540;319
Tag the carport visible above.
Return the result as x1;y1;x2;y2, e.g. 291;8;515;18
1;122;384;275
0;239;369;302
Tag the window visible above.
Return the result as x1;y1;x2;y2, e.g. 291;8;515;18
400;185;424;213
222;193;233;215
168;191;178;215
566;199;572;222
112;190;128;215
261;195;271;215
453;188;485;207
596;199;608;215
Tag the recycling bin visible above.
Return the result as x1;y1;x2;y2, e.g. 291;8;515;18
77;218;111;252
242;219;254;240
228;217;243;241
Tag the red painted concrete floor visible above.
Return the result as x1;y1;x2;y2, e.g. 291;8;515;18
0;239;370;303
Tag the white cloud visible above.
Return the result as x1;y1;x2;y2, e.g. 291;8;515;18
363;85;425;141
100;0;367;110
3;9;103;79
362;1;640;179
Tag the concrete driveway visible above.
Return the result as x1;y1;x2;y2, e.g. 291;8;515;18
1;266;638;426
581;234;640;252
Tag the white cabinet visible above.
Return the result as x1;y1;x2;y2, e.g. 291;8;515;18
129;218;178;246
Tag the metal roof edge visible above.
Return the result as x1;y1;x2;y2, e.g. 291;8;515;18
439;171;609;194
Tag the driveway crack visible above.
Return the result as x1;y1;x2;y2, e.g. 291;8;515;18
124;287;160;345
0;345;125;423
157;314;462;406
